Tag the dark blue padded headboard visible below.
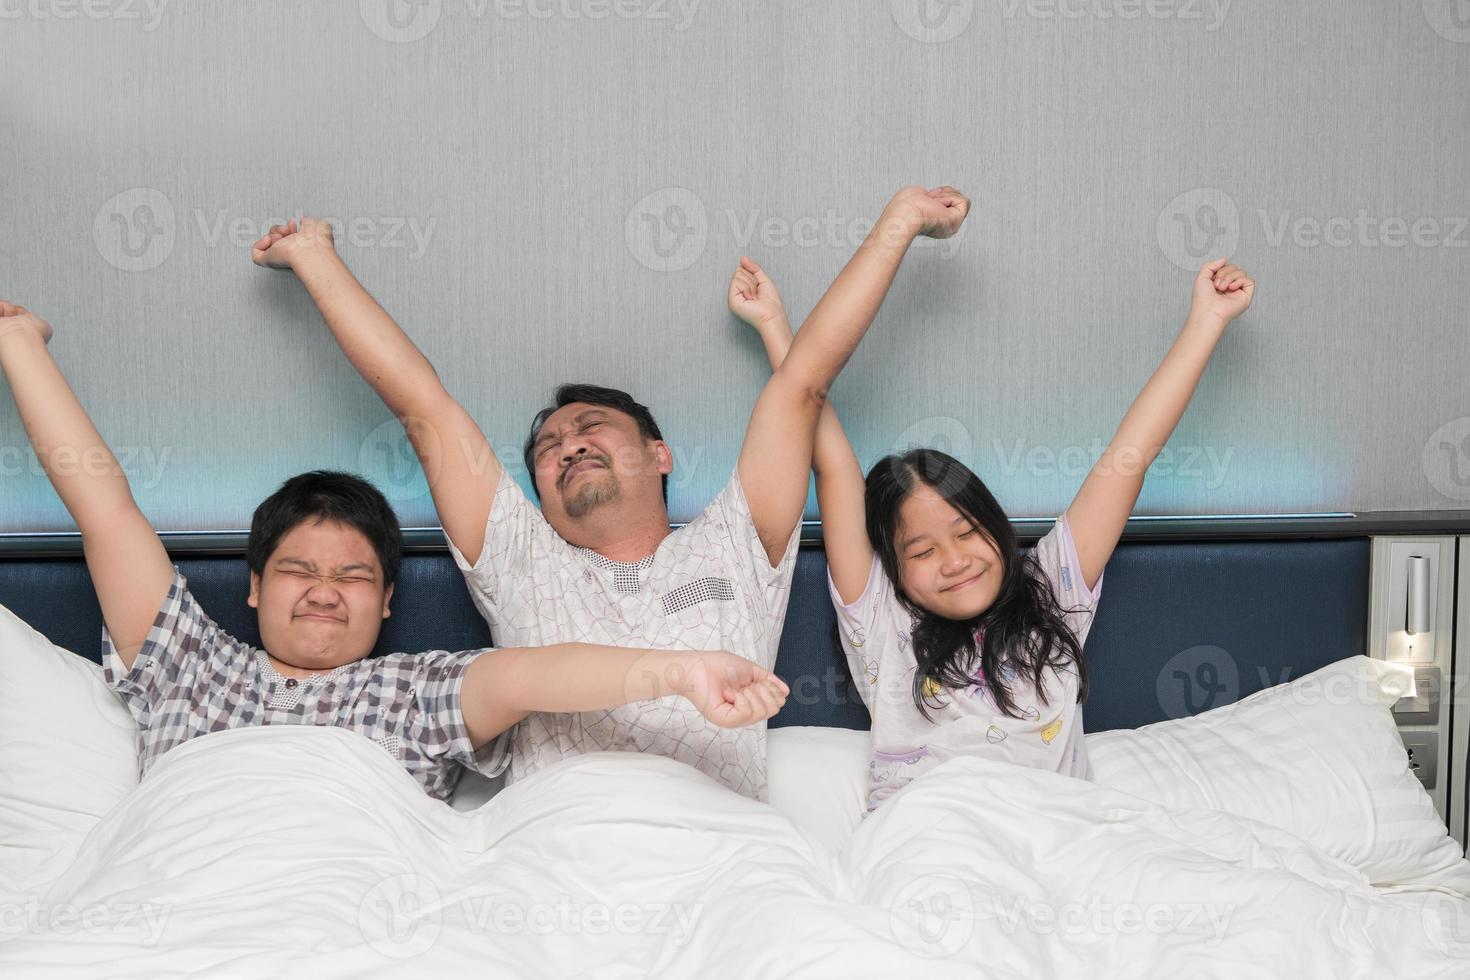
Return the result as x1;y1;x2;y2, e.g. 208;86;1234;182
0;537;1368;732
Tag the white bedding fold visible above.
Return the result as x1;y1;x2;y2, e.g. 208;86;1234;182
1;727;1466;979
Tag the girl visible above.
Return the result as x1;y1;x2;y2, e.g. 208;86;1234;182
728;253;1254;811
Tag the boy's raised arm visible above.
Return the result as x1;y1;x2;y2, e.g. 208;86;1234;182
0;303;173;667
252;220;502;564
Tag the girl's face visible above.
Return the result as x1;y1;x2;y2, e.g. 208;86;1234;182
893;484;1004;620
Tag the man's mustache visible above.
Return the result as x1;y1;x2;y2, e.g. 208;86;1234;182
558;454;611;490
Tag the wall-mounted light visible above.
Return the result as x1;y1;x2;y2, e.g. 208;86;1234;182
1406;556;1432;636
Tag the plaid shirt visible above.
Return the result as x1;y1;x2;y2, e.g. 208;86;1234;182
102;568;508;802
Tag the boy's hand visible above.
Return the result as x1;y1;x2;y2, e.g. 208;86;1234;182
674;651;789;729
728;256;789;332
885;185;971;240
251;218;337;271
1190;258;1255;327
0;302;53;345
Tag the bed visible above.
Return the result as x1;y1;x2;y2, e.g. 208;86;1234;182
2;525;1468;978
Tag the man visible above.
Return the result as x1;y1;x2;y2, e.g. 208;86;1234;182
252;184;970;799
0;303;787;802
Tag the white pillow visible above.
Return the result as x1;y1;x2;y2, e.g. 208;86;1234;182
1086;655;1465;887
766;725;871;853
0;603;139;900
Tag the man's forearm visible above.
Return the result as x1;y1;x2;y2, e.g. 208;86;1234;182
753;316;863;482
288;248;448;418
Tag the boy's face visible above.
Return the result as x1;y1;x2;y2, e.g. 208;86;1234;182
530;402;672;528
247;518;393;672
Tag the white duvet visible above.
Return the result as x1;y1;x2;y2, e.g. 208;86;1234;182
2;726;1467;979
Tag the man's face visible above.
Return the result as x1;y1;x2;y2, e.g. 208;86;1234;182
247;518;393;672
529;403;672;529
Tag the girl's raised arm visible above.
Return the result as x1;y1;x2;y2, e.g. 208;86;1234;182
1064;258;1255;591
728;257;874;604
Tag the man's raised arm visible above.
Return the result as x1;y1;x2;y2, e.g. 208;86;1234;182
252;219;502;564
735;186;970;565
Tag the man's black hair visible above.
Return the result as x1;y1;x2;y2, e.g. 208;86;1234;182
523;383;669;503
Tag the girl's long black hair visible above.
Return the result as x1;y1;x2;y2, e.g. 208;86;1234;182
865;448;1088;721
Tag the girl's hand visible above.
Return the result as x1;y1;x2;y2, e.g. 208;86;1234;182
676;650;790;729
1189;257;1255;328
0;302;53;345
251;217;336;271
728;256;789;334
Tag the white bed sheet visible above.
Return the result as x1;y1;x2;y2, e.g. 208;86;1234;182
2;725;1467;979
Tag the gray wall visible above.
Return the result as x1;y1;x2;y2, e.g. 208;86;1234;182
1;0;1468;531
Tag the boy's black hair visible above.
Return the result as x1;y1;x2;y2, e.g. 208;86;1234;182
523;383;669;503
246;471;403;587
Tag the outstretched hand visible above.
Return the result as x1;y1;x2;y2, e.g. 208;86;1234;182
728;256;789;331
0;302;53;345
251;217;337;271
677;651;790;729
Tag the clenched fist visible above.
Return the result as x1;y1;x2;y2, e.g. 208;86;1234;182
251;218;337;271
0;302;53;345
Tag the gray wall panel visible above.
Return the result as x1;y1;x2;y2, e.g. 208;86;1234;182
1;0;1466;530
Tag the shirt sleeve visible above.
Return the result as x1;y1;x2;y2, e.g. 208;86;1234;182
826;553;895;714
100;567;235;730
701;468;802;622
444;466;559;626
1026;512;1104;645
406;648;511;779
